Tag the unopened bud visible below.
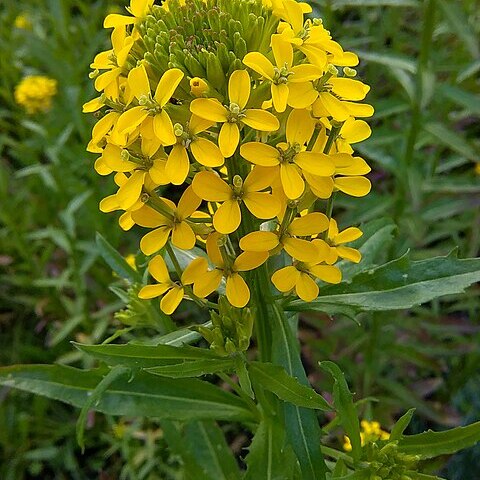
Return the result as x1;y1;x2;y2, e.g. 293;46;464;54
327;64;338;76
344;67;357;77
174;123;184;137
233;175;243;189
190;77;209;96
89;69;99;79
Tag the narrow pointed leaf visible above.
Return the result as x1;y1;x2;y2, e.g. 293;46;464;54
146;358;235;378
390;408;416;440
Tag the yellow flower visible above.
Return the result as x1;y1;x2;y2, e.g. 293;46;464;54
186;233;269;308
133;186;202;255
240;212;329;263
116;64;184;146
323;218;363;264
192;168;281;234
14;14;32;30
343;420;390;452
138;255;185;315
315;117;372;154
14;75;57;114
271;247;342;302
166;116;224;185
243;36;323;112
190;77;209;97
240;109;335;199
104;0;153;28
190;70;279;157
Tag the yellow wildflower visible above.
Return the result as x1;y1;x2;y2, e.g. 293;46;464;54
14;75;57;114
14;14;32;30
104;0;153;28
343;420;390;452
190;70;279;157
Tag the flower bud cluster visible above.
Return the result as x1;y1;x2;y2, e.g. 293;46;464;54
15;75;57;114
84;0;374;314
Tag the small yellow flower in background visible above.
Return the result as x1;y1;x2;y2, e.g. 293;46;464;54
343;420;390;452
14;75;57;114
85;0;375;311
125;254;137;270
14;14;32;30
475;162;480;175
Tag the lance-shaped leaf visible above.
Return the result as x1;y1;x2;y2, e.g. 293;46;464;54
397;421;480;458
389;408;416;441
249;362;332;411
0;365;255;423
320;361;361;463
287;252;480;315
146;358;235;378
74;342;223;369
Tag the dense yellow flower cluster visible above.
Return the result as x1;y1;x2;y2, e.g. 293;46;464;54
343;420;390;452
14;14;32;30
85;0;373;314
15;75;57;114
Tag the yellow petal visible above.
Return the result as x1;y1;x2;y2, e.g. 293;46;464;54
243;52;275;80
226;273;250;308
103;144;136;172
190;98;228;122
343;101;374;118
303;173;335;199
271;266;300;293
244;165;274;191
154;68;184;107
117;106;148;135
190;138;224;167
271;34;293;68
218;122;240;158
160;286;184;315
290;64;323;82
83;97;104;113
315;92;349;122
309;265;342;284
286;109;315;146
242;109;279;131
128;64;150;100
148;255;171;283
336;246;361;263
244;192;280;219
294;151;335;176
192;171;232;202
240;142;280;167
153;110;176;146
119;211;135;231
234;251;269;271
334;176;371;197
99;194;119;213
189;114;215;135
288;212;329;236
138;283;170;299
296;273;319;302
177;185;202;219
206;232;225;267
213;199;241;234
181;257;209;285
104;14;135;28
341;119;371;143
239;231;279;252
327;218;339;240
140;226;172;255
94;157;113;176
287;82;318;109
228;70;250;110
283;237;322;262
166;144;190;185
149;158;170;185
116;170;146;209
335;227;363;244
271;84;289;113
193;268;223;297
131;205;167;227
171;221;196;250
329;78;369;101
280;163;304;200
332;153;371;175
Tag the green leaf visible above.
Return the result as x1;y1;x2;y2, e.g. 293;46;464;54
390;408;416;441
74;342;222;368
287;252;480;315
437;0;479;58
319;362;361;463
95;232;141;283
354;50;416;73
331;0;419;7
162;420;241;480
146;358;235;378
0;364;255;423
424;122;478;161
249;362;332;411
439;84;480;116
397;421;480;458
405;472;445;480
244;418;297;480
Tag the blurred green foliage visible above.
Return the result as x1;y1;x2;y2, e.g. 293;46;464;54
0;0;478;478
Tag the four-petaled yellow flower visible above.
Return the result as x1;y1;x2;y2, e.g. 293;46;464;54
192;168;281;234
323;218;363;264
241;109;335;199
190;70;279;157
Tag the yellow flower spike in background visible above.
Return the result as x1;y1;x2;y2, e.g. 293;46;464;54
15;75;57;114
190;70;279;157
85;0;374;310
343;420;390;452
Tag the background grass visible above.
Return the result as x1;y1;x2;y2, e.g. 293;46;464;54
0;0;478;478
